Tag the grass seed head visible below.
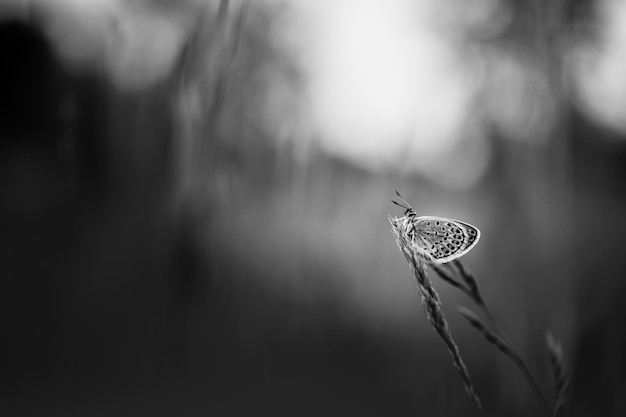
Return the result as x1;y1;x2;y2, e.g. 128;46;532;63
389;216;481;409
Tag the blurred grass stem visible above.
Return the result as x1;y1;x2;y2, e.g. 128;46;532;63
441;262;554;416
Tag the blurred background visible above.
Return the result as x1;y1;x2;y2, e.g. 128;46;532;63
1;0;625;415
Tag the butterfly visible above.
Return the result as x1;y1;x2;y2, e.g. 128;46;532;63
392;190;480;264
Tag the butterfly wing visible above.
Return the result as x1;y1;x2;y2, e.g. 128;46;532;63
412;216;480;264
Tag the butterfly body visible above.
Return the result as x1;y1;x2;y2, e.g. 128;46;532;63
392;192;480;264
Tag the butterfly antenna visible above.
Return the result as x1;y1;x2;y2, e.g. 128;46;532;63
391;199;408;209
394;190;413;209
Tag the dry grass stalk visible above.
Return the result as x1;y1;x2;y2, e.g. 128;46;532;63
451;260;485;307
547;332;569;417
429;263;465;293
457;307;512;356
433;260;564;417
389;216;481;410
458;306;552;416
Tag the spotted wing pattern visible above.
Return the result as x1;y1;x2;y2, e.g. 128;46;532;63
411;216;480;264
